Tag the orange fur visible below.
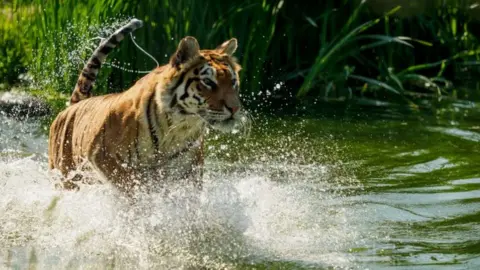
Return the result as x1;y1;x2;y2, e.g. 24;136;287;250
48;36;244;195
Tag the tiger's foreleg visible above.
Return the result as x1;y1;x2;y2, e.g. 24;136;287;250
182;145;205;191
90;151;140;198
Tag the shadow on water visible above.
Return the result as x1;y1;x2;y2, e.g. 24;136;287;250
1;94;480;269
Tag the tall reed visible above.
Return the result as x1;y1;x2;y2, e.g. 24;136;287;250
2;0;480;107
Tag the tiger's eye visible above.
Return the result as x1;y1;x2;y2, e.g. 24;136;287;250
202;78;216;88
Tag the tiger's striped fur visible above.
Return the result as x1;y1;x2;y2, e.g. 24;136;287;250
48;20;247;195
70;19;143;105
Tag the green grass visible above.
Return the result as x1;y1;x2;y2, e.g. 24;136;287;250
1;0;480;111
6;0;285;99
295;4;413;97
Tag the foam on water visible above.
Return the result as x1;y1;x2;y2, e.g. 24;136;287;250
0;116;367;269
0;159;365;269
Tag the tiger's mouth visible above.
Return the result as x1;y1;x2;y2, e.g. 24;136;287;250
198;110;250;134
209;117;236;132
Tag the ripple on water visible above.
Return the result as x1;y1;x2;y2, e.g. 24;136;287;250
391;157;458;174
427;127;480;142
5;112;479;269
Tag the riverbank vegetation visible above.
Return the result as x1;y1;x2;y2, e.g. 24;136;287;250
1;0;480;115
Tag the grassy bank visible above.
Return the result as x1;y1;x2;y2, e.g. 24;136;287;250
1;0;480;113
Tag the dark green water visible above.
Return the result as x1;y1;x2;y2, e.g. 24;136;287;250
1;100;479;269
208;100;480;269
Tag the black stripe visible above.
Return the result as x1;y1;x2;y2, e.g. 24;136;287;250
87;61;101;69
178;109;194;115
135;123;140;160
180;77;199;100
115;153;124;163
91;57;101;67
87;63;100;70
169;94;177;108
180;92;189;100
193;95;201;103
102;123;106;158
79;85;91;94
168;71;187;94
146;95;159;154
193;68;199;75
81;71;95;81
109;36;120;46
200;68;210;76
99;45;114;55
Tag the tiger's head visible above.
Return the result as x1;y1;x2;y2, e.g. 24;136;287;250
164;36;249;133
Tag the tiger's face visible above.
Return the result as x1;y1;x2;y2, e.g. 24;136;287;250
167;37;247;133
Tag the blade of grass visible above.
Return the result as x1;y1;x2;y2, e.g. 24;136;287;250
298;5;402;97
349;74;400;94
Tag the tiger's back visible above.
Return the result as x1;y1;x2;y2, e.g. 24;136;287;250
48;85;145;187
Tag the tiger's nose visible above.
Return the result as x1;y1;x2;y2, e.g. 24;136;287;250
231;106;240;114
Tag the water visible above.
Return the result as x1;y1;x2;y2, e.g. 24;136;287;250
0;101;480;269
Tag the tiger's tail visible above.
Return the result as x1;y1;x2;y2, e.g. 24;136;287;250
70;18;143;105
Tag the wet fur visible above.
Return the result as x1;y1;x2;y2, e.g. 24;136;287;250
48;22;243;196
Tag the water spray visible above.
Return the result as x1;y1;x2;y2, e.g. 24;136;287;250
103;18;160;74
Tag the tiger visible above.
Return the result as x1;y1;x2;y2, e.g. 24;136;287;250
48;18;248;196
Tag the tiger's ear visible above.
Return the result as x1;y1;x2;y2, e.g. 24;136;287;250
216;38;238;56
170;36;200;68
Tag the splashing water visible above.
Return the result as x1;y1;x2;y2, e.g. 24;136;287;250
26;16;146;93
2;17;372;269
0;112;369;269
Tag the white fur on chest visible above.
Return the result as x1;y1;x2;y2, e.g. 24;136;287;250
134;113;203;168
